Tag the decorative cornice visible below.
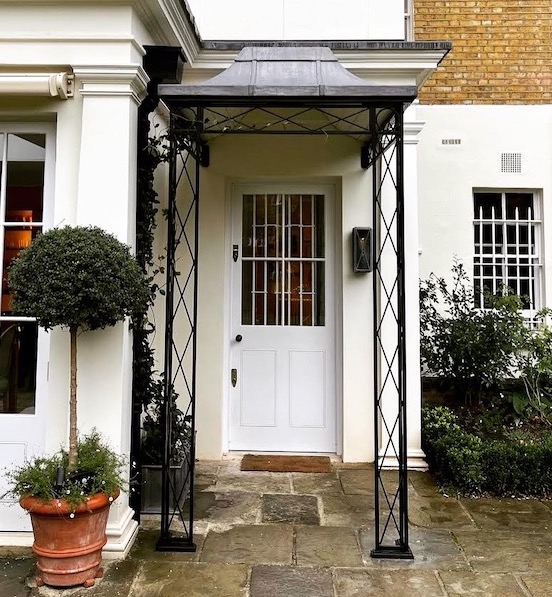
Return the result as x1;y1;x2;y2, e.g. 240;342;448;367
73;65;149;105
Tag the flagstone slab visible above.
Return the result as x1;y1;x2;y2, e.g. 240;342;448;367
520;574;552;597
454;530;552;573
408;471;440;497
194;491;261;528
129;530;203;562
249;565;333;597
320;493;374;527
0;557;34;597
409;495;476;530
359;527;468;570
132;562;248;597
200;524;293;564
339;469;415;499
295;525;363;567
333;569;444;597
291;473;342;495
214;472;291;494
460;498;552;532
439;571;527;596
262;494;319;525
339;469;373;495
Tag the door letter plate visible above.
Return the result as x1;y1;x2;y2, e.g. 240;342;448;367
233;245;239;262
231;368;237;387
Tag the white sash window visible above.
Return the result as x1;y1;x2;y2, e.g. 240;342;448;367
473;190;542;321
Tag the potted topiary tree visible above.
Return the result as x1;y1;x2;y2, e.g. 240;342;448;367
5;225;148;589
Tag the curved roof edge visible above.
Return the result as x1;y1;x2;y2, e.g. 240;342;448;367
159;46;419;104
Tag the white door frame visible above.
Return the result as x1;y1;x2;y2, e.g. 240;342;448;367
222;179;343;454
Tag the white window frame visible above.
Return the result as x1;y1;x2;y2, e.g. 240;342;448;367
473;189;543;323
0;123;55;414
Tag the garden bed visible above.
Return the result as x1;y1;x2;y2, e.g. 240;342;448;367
422;403;552;497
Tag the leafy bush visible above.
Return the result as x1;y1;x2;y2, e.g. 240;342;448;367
141;379;192;466
420;260;527;402
512;310;552;426
9;226;148;331
5;431;125;509
9;226;148;474
422;405;552;496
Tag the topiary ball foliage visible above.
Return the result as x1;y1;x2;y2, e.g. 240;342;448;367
8;226;148;331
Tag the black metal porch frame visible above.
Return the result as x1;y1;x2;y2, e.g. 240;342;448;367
155;96;412;557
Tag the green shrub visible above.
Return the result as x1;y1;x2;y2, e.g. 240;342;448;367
422;405;552;497
420;260;527;403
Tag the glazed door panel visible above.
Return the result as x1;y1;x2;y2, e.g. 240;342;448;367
230;184;336;452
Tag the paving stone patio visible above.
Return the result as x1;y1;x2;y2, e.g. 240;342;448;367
2;456;552;596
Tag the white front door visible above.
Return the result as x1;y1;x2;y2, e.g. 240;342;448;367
0;127;52;531
229;184;336;453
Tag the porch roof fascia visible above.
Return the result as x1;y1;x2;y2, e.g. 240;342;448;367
158;45;436;109
181;42;451;95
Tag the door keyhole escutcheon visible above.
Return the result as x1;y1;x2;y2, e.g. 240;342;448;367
231;368;237;387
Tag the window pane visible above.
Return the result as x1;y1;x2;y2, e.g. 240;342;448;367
0;322;38;414
0;134;3;183
242;191;325;327
242;195;253;258
241;261;252;325
6;134;45;221
314;195;325;258
2;228;41;315
474;192;501;219
506;193;533;220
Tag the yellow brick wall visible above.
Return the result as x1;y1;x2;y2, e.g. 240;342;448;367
414;0;552;104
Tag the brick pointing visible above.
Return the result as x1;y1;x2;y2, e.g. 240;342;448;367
414;0;552;104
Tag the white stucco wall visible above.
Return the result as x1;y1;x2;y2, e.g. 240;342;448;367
417;105;552;311
187;0;406;40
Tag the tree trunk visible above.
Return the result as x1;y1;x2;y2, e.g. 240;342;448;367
68;325;78;471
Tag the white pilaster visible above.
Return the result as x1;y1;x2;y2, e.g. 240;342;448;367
403;103;427;470
73;64;147;555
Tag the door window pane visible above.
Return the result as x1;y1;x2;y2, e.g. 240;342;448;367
241;193;325;326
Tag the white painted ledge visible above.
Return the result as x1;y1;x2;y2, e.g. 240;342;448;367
379;448;429;471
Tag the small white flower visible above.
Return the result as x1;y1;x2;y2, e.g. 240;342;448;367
39;463;47;470
69;513;75;519
65;489;70;494
56;501;61;508
108;496;113;502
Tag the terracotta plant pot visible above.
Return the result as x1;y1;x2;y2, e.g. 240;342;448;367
20;491;118;588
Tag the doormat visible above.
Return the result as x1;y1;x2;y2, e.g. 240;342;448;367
240;454;332;473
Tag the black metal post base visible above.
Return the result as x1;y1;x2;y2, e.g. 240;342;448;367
370;545;414;560
156;538;197;553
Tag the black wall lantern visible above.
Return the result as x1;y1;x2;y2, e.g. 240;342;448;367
352;227;372;273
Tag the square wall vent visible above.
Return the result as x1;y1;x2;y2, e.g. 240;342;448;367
501;152;522;173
